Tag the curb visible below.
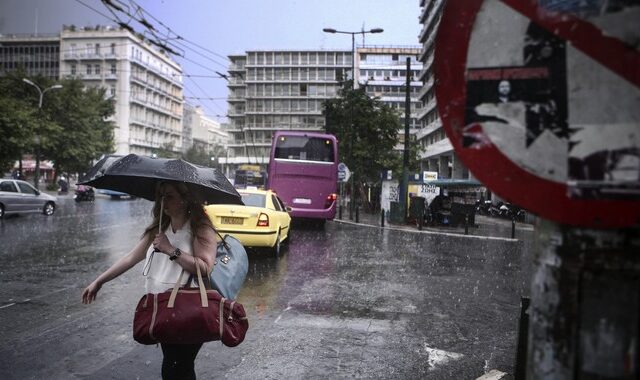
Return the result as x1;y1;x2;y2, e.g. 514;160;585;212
331;218;519;242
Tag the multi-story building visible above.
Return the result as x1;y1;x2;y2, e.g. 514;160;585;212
355;46;423;148
59;25;183;156
0;25;184;157
417;0;469;179
0;34;60;79
184;104;227;150
223;50;352;172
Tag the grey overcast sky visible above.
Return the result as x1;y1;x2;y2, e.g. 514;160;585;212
0;0;422;121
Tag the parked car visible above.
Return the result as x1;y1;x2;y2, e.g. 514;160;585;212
0;179;57;218
205;188;291;255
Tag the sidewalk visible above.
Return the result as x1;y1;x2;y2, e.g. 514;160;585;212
333;208;534;241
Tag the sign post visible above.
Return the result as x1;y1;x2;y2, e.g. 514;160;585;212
435;1;640;377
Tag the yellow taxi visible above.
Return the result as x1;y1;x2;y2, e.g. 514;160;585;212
205;188;291;255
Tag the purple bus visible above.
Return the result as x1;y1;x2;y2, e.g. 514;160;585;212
267;131;338;222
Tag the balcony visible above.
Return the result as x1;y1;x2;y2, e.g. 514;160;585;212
419;136;453;160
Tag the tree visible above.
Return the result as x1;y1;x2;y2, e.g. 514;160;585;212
183;144;211;166
323;80;421;185
183;143;227;169
0;72;38;173
43;78;115;177
1;73;116;180
155;142;179;158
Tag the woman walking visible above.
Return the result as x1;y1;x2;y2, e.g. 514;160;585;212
82;181;218;380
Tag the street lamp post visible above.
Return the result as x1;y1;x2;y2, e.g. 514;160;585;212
323;27;383;218
23;78;63;189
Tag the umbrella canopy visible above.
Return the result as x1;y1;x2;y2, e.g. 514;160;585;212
79;154;243;205
78;154;122;184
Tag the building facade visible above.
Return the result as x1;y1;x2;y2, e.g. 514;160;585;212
1;25;184;157
59;25;184;156
183;103;228;166
0;34;60;79
223;50;352;171
355;46;423;148
417;0;469;179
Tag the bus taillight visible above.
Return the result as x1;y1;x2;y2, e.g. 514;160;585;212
325;193;338;208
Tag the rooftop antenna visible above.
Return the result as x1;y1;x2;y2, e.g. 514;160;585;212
34;8;38;34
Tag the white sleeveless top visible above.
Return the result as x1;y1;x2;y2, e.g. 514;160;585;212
144;221;194;294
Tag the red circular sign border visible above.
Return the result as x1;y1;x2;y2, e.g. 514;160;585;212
434;0;640;228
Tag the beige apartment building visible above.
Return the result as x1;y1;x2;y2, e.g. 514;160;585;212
1;25;184;157
59;25;184;156
417;0;469;179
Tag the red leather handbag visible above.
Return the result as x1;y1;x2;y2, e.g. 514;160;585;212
133;261;248;347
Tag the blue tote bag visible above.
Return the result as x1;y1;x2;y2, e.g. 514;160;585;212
211;234;248;300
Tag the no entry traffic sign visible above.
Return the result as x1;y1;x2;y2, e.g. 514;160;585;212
434;0;640;227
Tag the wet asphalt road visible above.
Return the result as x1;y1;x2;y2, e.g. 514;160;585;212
0;195;533;379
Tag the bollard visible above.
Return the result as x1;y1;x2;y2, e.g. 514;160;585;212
339;204;342;219
355;206;359;223
514;297;530;380
511;218;516;239
464;214;469;235
418;204;423;231
349;201;353;220
381;209;385;228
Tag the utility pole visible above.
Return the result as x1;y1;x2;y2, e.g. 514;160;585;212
22;79;62;189
398;57;411;220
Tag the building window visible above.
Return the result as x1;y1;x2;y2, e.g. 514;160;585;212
95;64;101;74
95;43;100;55
110;43;116;54
70;64;76;75
86;65;92;75
110;63;116;74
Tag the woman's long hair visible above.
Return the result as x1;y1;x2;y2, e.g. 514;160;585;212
142;181;216;244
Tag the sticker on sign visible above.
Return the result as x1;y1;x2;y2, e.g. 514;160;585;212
435;0;640;227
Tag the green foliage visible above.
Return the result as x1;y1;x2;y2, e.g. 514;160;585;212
0;73;116;177
323;81;421;184
182;143;226;167
183;144;211;166
43;78;115;175
156;142;178;158
0;71;39;171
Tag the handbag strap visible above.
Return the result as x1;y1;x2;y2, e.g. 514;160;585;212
186;230;227;289
168;256;208;308
215;229;230;251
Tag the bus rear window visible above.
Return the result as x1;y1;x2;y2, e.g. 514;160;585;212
274;136;334;162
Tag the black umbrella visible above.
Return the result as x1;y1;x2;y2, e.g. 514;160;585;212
78;154;243;205
78;154;122;184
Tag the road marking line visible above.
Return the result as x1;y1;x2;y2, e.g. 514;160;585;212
0;286;76;310
424;344;464;370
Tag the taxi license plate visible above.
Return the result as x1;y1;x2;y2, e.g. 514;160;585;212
221;217;243;225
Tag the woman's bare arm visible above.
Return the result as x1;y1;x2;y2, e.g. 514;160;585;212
82;233;153;304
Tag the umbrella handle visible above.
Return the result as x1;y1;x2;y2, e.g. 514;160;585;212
159;196;164;234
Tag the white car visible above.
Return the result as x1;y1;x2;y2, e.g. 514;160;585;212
0;179;57;218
